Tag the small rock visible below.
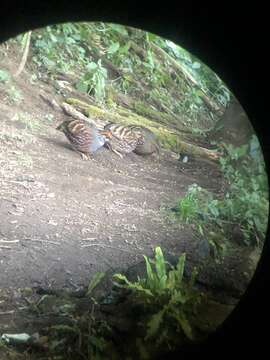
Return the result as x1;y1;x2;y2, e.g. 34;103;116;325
48;219;57;226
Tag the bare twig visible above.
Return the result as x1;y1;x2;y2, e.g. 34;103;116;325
61;103;98;127
39;92;62;112
0;239;20;243
0;310;15;315
23;238;60;246
1;179;30;189
14;31;32;77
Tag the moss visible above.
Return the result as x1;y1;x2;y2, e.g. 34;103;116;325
134;102;171;124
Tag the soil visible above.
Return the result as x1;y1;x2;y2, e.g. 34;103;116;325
0;48;263;342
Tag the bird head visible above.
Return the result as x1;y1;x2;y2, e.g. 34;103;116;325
100;129;113;139
56;122;66;132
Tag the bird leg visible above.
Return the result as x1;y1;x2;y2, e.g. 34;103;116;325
105;141;123;158
80;152;91;161
112;148;123;158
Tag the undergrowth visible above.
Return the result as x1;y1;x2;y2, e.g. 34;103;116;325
20;22;229;127
172;135;269;252
1;248;203;359
113;247;201;350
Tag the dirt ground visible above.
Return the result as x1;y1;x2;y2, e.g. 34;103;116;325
0;55;262;311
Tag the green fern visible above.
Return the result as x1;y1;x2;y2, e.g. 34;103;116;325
113;247;201;347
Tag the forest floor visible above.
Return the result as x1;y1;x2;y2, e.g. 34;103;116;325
0;51;263;347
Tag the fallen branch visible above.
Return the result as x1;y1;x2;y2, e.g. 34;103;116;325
39;91;63;112
66;98;220;161
61;103;100;127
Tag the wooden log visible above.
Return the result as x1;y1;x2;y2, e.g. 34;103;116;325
65;97;220;161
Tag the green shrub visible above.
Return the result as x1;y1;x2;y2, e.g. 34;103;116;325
173;135;269;246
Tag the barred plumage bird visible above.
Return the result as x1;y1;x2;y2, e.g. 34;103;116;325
103;123;159;157
56;119;107;160
103;123;144;157
127;125;160;156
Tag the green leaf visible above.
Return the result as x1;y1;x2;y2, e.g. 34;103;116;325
86;272;105;296
75;81;88;93
154;247;167;281
113;274;154;297
192;61;201;69
107;42;120;54
20;32;29;49
86;61;98;71
167;270;176;289
108;23;128;36
145;309;165;340
143;255;155;287
147;32;157;42
171;311;193;340
198;224;204;236
113;273;130;285
49;32;58;43
176;253;186;283
119;41;131;55
0;69;10;82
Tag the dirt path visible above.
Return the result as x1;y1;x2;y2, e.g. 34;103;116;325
0;112;211;288
0;59;260;305
0;70;221;290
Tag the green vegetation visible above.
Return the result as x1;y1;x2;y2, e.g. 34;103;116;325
0;248;203;359
6;85;23;104
0;68;23;104
0;69;10;82
1;22;234;154
0;21;268;359
172;135;269;250
76;59;108;102
113;247;201;349
28;23;229;128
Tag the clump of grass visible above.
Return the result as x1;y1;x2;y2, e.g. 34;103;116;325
11;112;41;132
17;153;33;169
0;125;37;145
0;70;24;104
0;69;11;82
6;85;23;104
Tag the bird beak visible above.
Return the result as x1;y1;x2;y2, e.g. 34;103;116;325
100;130;112;139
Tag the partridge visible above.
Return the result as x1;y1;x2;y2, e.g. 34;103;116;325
102;123;144;157
56;119;107;160
127;125;160;156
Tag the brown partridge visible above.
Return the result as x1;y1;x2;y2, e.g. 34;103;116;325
102;123;144;157
127;125;160;156
56;119;107;160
